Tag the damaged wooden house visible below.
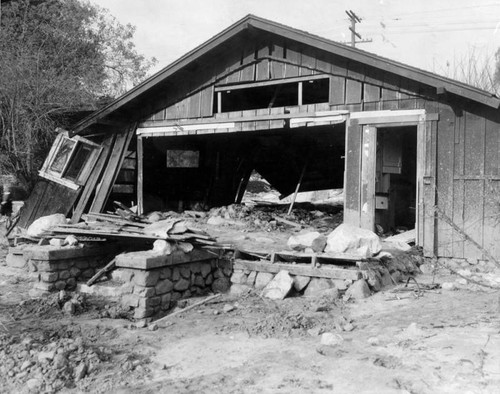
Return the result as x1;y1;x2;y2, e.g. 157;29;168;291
18;14;500;264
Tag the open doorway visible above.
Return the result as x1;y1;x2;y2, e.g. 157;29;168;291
375;126;417;233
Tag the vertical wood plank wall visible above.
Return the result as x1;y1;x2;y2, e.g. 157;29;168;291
137;33;500;262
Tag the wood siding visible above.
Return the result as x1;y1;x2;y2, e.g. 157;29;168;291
138;33;500;262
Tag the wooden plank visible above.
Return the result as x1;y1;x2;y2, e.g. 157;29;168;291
363;84;380;103
344;121;362;226
255;44;270;81
329;75;345;105
463;180;484;260
345;79;362;104
270;43;285;79
136;132;144;215
300;46;315;75
17;181;49;228
485;118;500;176
360;125;377;231
187;92;202;118
452;179;465;258
71;135;114;223
240;44;256;82
215;74;329;91
90;125;136;213
435;104;455;258
284;42;300;77
464;112;486;176
233;259;361;281
422;120;437;256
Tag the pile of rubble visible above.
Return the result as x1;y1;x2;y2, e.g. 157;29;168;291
0;328;105;393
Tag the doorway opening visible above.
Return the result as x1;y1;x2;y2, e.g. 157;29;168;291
375;126;417;233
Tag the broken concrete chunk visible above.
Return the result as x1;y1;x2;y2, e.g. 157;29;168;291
254;272;274;289
325;224;381;258
345;279;371;300
293;275;311;292
287;231;327;253
261;270;293;300
26;213;67;237
304;278;336;296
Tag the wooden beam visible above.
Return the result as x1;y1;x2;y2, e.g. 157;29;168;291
215;73;329;91
137;135;144;215
233;259;361;281
139;109;348;128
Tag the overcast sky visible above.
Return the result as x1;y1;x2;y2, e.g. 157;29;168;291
92;0;500;78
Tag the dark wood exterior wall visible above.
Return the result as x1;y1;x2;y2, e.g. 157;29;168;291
134;32;500;262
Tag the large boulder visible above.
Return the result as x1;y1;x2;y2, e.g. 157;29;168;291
287;231;326;253
261;270;294;300
325;224;381;257
26;214;67;237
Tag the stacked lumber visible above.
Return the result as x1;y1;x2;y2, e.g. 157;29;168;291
46;212;218;247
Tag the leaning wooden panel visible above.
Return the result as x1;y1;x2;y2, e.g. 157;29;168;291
484;118;500;176
71;134;115;223
17;180;79;229
90;124;136;213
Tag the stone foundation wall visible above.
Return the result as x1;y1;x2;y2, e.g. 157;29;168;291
117;258;232;322
9;244;119;294
32;255;111;292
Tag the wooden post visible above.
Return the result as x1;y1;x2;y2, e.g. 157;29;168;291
298;81;303;106
137;135;144;215
287;161;307;216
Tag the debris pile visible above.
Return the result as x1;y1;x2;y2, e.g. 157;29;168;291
0;328;106;392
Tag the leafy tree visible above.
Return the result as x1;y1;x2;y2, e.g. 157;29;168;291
0;0;156;189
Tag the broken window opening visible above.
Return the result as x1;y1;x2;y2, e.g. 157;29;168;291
216;77;330;113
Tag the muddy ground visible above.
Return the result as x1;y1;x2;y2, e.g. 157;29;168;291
0;248;499;393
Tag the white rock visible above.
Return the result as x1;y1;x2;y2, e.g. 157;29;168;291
457;269;472;277
49;238;66;247
345;279;371;299
304;278;336;296
441;282;455;290
177;242;193;253
38;351;56;363
261;270;294;300
26;214;67;237
293;275;311;292
207;216;226;226
152;240;173;254
287;231;327;253
26;379;42;391
254;272;274;289
456;278;468;285
325;224;382;257
223;304;235;313
64;235;79;246
320;332;344;346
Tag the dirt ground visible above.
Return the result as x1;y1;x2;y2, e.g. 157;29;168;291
1;249;499;394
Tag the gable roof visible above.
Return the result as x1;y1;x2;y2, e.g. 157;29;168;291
71;14;500;135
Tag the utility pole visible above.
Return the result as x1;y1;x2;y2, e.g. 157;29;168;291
345;10;372;47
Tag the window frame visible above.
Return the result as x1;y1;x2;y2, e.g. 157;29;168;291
39;130;102;190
